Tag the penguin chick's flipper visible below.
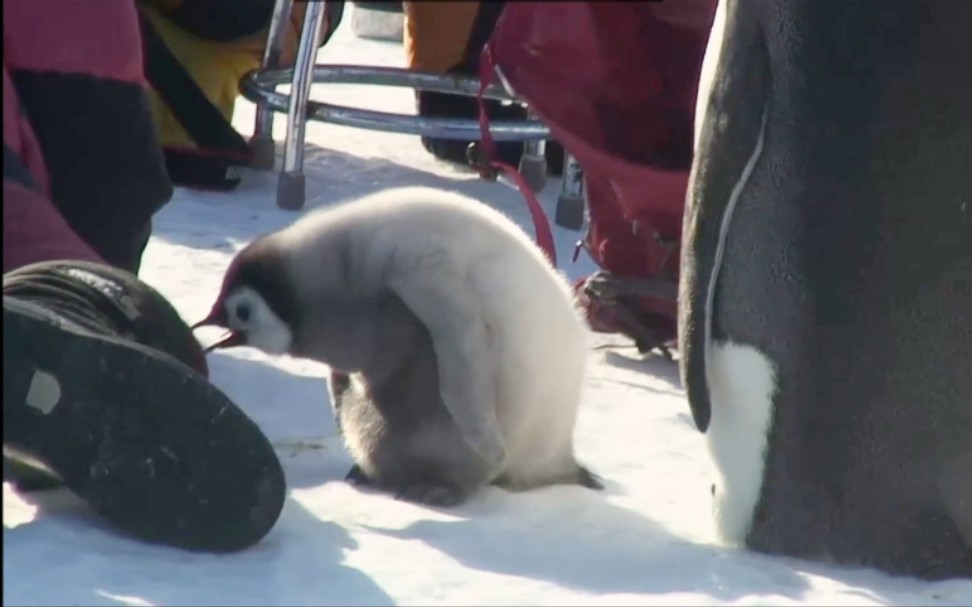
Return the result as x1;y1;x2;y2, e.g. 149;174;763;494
490;466;605;491
389;271;507;469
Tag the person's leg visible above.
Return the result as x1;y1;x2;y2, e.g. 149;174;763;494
3;9;287;548
4;0;173;273
3;261;286;552
2;58;105;272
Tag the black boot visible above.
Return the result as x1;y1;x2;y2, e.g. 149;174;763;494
417;89;566;177
418;90;529;167
2;260;286;553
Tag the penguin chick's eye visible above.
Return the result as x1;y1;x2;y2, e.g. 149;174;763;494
234;302;251;323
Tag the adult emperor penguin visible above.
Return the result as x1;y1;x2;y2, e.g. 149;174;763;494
195;186;601;506
680;0;972;579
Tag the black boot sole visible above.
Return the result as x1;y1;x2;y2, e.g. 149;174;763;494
2;297;286;553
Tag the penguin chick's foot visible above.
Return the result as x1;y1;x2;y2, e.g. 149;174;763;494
395;482;470;507
344;464;373;486
577;466;605;490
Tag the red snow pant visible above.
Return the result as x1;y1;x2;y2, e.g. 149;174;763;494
3;0;172;275
489;1;717;351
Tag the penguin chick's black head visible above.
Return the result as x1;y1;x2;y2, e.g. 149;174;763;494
192;237;301;354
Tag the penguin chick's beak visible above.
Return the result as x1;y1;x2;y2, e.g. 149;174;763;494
192;306;245;352
202;330;246;353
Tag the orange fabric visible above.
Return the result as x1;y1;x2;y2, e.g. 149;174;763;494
403;1;480;73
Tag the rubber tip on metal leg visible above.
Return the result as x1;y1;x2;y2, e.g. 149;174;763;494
277;172;305;211
250;137;277;171
518;153;548;193
555;194;585;231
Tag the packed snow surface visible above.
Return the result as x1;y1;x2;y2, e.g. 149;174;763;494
4;13;970;607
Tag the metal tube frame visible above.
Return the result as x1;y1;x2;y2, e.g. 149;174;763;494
271;0;328;209
561;153;584;200
242;65;551;142
245;1;584;210
283;1;327;177
250;0;295;170
554;152;587;230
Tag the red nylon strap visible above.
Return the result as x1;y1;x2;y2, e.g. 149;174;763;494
476;46;558;268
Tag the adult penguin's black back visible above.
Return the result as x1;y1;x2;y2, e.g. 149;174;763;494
680;0;972;579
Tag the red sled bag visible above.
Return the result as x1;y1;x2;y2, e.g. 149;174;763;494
487;1;716;356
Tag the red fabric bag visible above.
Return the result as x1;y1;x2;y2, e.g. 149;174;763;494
487;1;717;354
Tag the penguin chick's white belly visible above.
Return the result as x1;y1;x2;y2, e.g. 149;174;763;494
485;259;590;485
416;195;591;485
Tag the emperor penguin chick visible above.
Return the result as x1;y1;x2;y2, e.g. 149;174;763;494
196;186;602;506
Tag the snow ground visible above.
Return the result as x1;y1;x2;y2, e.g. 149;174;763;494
4;13;971;607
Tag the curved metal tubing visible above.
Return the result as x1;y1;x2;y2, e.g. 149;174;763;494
240;65;551;141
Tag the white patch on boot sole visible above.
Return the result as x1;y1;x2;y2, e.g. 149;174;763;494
706;341;777;544
25;369;61;415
